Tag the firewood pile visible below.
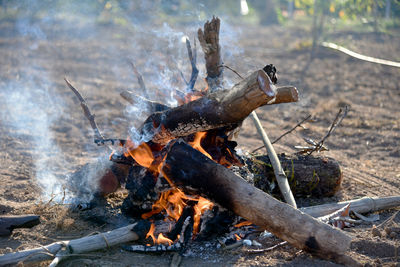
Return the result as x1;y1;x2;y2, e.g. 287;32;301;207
2;17;400;267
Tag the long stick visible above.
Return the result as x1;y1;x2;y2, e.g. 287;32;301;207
64;78;111;151
300;196;400;218
0;221;150;266
249;111;297;208
321;42;400;68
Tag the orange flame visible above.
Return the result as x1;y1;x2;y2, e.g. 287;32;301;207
142;188;193;220
156;233;173;246
145;223;174;246
188;132;212;159
146;223;156;244
124;139;154;168
193;197;214;234
234;234;241;241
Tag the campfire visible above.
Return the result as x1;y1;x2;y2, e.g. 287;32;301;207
6;16;400;267
65;17;350;260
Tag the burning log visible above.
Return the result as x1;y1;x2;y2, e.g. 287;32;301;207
141;69;298;145
0;221;150;266
0;215;40;236
247;154;343;198
162;141;352;262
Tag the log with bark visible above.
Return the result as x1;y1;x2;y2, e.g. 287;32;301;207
161;141;353;263
247;154;343;198
140;70;297;145
0;215;40;236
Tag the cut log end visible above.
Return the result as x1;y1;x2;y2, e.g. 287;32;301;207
269;86;299;105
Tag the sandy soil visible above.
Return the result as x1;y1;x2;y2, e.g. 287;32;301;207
0;17;399;266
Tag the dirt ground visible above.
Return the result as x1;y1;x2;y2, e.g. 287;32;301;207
0;16;399;266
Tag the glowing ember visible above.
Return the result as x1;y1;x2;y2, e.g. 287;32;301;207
234;220;253;228
142;188;192;221
234;234;241;241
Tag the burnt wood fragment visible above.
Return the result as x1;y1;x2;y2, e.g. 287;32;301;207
0;215;40;236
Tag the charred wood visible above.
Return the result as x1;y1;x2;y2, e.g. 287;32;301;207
247;154;342;198
0;215;40;236
162;141;352;261
141;69;283;145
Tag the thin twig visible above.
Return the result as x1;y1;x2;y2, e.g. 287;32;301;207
308;106;349;155
243;241;287;254
185;37;198;92
252;114;312;153
218;64;244;79
64;78;110;151
129;61;150;99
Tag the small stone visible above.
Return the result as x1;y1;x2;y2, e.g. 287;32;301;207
389;231;396;238
371;225;382;237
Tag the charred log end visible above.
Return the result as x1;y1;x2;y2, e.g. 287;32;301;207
131;220;152;240
257;70;276;98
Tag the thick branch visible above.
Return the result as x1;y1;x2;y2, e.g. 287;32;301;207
162;141;352;261
0;221;150;266
141;69;296;145
0;215;40;236
198;16;223;91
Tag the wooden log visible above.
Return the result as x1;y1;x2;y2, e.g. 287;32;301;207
267;86;298;105
0;221;150;266
198;17;223;91
142;69;283;145
300;196;400;218
0;215;40;236
162;141;352;260
247;154;342;198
